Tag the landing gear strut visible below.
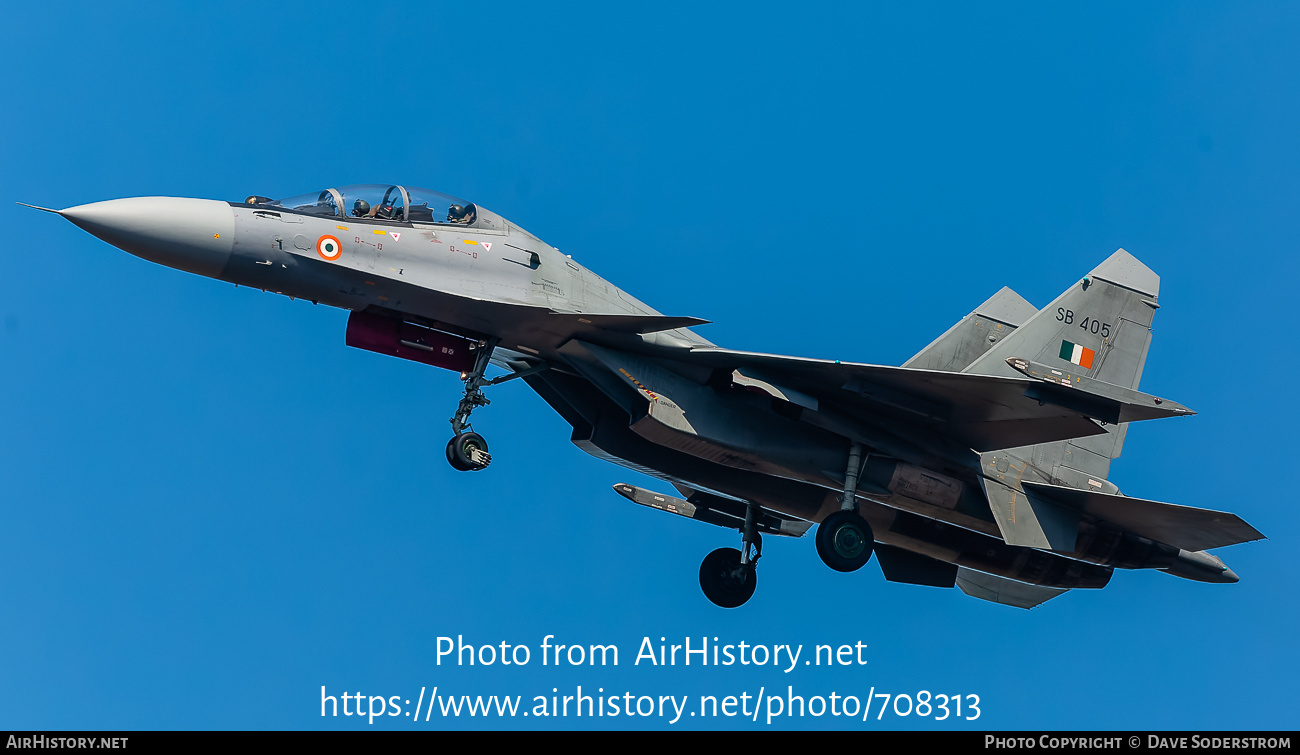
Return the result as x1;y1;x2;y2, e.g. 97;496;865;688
446;338;497;471
816;441;875;572
699;501;762;608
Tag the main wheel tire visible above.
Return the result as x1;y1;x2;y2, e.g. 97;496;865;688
446;436;472;471
816;510;874;572
698;547;757;608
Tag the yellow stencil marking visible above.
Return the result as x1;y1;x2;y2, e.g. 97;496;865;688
463;239;478;245
617;368;658;400
336;225;349;231
372;229;386;235
1008;461;1028;523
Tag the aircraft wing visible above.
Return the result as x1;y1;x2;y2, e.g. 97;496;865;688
686;348;1193;451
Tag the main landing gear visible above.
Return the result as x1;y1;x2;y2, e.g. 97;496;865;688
816;441;875;572
698;440;875;607
699;500;762;608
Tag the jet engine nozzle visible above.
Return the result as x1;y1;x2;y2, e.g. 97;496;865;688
60;197;235;279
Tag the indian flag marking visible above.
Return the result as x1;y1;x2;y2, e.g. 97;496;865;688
1058;340;1096;368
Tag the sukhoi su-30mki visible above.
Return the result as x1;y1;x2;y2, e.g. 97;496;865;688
23;184;1264;608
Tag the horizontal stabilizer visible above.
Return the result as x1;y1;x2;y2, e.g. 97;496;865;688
611;484;811;537
1006;357;1194;423
1020;481;1264;551
956;568;1069;609
875;544;958;587
550;312;709;334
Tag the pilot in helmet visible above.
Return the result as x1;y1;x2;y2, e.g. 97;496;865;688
352;199;371;218
447;204;474;224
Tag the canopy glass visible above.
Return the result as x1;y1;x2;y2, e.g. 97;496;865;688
261;185;479;226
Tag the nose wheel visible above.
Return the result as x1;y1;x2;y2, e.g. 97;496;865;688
446;432;491;472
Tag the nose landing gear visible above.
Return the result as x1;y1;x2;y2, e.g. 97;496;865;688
446;338;497;472
443;340;553;472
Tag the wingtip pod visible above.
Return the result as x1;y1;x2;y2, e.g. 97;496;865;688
1088;248;1160;300
612;483;812;537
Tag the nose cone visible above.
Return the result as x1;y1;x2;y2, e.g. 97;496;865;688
61;197;235;279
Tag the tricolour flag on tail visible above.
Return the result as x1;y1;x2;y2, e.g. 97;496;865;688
1058;340;1095;369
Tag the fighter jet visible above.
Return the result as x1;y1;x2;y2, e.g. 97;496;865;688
22;185;1264;609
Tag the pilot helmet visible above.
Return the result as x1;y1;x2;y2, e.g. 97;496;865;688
352;199;371;217
447;204;466;219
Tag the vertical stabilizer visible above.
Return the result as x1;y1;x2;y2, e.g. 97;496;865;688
968;250;1161;481
904;287;1038;373
956;568;1070;609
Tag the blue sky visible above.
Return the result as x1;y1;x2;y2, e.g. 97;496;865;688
1;1;1296;730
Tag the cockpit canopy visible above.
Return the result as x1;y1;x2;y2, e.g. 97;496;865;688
252;185;480;227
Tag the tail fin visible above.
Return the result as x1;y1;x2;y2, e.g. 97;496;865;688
966;249;1161;479
904;286;1038;372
